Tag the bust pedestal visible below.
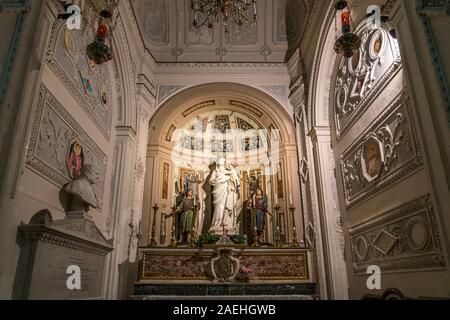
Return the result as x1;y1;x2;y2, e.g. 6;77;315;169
13;210;113;300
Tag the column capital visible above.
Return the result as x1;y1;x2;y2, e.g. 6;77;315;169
309;126;331;143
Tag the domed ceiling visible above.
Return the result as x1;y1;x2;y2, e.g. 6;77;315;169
131;0;298;63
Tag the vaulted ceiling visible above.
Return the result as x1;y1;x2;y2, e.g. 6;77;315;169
131;0;304;63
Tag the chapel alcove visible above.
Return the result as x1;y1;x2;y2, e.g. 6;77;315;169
135;83;312;292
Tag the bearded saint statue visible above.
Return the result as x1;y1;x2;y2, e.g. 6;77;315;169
208;158;242;236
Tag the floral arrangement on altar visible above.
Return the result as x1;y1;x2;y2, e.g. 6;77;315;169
197;232;220;246
236;265;252;283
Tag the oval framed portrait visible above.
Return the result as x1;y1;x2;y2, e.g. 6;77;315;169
368;29;386;60
361;135;384;182
100;85;108;105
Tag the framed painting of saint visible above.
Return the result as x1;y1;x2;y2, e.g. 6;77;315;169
361;136;384;182
67;141;84;179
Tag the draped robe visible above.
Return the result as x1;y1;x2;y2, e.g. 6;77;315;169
209;167;241;235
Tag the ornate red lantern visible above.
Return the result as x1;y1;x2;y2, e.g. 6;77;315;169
334;1;361;58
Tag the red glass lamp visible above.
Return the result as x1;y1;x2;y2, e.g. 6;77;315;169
334;1;361;58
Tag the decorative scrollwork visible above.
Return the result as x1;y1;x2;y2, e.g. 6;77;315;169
340;94;422;207
334;21;401;137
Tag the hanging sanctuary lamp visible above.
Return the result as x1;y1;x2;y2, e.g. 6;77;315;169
86;3;114;65
333;0;361;58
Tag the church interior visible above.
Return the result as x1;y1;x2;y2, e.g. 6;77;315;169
0;0;449;300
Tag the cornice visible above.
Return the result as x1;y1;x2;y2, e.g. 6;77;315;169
154;62;289;75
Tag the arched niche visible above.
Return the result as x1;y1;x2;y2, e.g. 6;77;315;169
141;82;304;248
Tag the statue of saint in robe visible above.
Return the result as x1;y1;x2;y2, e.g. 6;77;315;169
176;189;196;243
208;158;242;235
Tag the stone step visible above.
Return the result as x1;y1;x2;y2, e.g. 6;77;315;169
134;283;317;297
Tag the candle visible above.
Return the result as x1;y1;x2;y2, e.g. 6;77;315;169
289;194;293;206
274;192;278;205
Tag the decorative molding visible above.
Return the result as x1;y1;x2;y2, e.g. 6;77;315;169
416;0;450;16
25;85;107;208
135;157;145;181
17;219;113;256
133;0;169;45
107;145;120;235
259;46;272;56
229;100;264;117
114;13;139;132
215;47;228;57
182;100;216;118
300;157;309;183
157;85;186;106
416;4;450;129
45;0;113;139
155;62;289;74
340;93;423;208
260;85;289;104
0;0;29;107
349;195;446;274
0;0;30;12
334;22;402;139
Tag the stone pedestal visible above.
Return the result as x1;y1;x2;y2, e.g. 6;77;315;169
13;211;113;300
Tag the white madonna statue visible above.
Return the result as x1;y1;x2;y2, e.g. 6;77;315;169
208;158;242;236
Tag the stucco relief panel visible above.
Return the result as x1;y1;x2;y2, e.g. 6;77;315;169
334;23;402;137
46;0;113;139
340;94;423;207
349;196;446;274
26;85;107;209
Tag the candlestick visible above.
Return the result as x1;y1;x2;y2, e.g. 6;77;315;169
289;204;299;248
170;206;178;247
274;203;281;247
252;211;259;248
150;203;158;247
190;204;199;248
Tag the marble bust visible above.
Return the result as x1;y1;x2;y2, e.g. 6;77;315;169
64;164;100;210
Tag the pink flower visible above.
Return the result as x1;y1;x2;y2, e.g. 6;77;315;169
240;266;252;274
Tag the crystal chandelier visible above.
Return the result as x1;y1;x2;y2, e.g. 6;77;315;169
191;0;257;34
